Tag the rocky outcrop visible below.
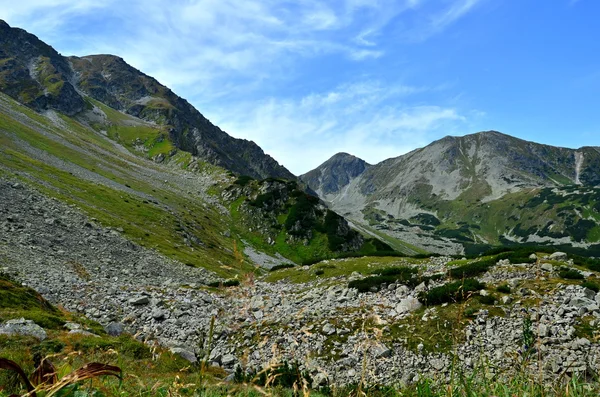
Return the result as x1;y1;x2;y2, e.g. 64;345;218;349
301;152;370;197
69;54;294;180
0;20;294;180
0;20;85;115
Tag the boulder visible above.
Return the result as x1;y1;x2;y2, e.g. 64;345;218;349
129;296;150;305
371;343;392;358
105;322;126;336
322;323;336;335
540;263;553;272
171;347;197;363
0;318;47;340
221;354;236;367
396;297;423;313
549;252;568;262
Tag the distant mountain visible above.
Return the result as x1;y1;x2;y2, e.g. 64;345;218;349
0;20;293;180
301;152;370;197
303;131;600;254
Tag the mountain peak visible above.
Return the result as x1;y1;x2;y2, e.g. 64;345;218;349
300;152;370;197
0;22;294;179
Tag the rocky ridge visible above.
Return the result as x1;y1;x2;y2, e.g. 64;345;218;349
0;20;294;180
301;132;600;255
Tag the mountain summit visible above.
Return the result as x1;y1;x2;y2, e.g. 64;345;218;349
300;152;370;197
303;131;600;254
0;20;293;179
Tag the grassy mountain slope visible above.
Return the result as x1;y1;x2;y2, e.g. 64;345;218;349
0;91;248;277
0;19;293;180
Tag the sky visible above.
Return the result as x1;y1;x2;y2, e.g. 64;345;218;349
1;0;599;175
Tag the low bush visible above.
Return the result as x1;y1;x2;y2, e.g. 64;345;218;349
233;175;254;186
582;281;600;292
348;275;398;293
419;279;485;305
349;266;420;292
558;267;584;280
269;264;295;272
478;294;496;305
496;284;511;293
207;279;240;288
448;259;495;279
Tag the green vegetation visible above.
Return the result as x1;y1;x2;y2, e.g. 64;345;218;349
348;266;418;292
0;272;65;330
207;279;241;288
581;281;599;292
558;267;584;280
419;279;485;305
264;256;426;284
0;92;248;277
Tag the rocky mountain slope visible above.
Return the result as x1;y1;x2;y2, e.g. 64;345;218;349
1;21;600;394
301;152;370;197
302;131;600;255
0;20;293;179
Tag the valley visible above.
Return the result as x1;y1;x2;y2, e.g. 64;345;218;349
0;19;599;397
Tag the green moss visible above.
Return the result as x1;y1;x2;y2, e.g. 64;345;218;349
0;273;66;329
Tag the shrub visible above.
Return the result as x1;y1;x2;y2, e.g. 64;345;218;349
478;294;496;305
269;263;295;272
448;259;495;279
315;269;325;276
207;279;240;287
558;267;584;280
496;284;511;293
582;281;600;292
348;275;398;293
233;175;254;186
419;279;485;305
348;266;420;293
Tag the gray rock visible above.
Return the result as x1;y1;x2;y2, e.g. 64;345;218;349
322;323;336;335
221;354;236;366
152;309;166;320
538;324;549;338
529;253;538;260
372;343;392;358
129;296;150;305
549;252;568;262
540;263;553;272
501;296;512;304
312;372;328;388
64;322;82;330
396;297;423;313
105;322;125;336
0;318;47;340
171;347;197;363
69;329;99;337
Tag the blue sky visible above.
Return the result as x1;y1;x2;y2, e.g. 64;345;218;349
2;0;599;174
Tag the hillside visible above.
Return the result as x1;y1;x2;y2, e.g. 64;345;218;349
2;19;600;397
0;20;293;180
302;131;600;254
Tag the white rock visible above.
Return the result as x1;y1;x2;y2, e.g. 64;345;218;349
549;252;568;261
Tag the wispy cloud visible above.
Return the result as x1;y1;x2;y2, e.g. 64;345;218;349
1;0;485;173
209;81;468;174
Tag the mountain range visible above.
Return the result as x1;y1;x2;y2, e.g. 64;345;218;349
0;20;292;180
1;19;599;259
302;131;600;255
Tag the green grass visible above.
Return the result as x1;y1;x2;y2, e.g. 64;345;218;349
0;92;252;277
264;256;425;283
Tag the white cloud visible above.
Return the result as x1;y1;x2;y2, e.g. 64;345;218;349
1;0;484;173
209;81;468;174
